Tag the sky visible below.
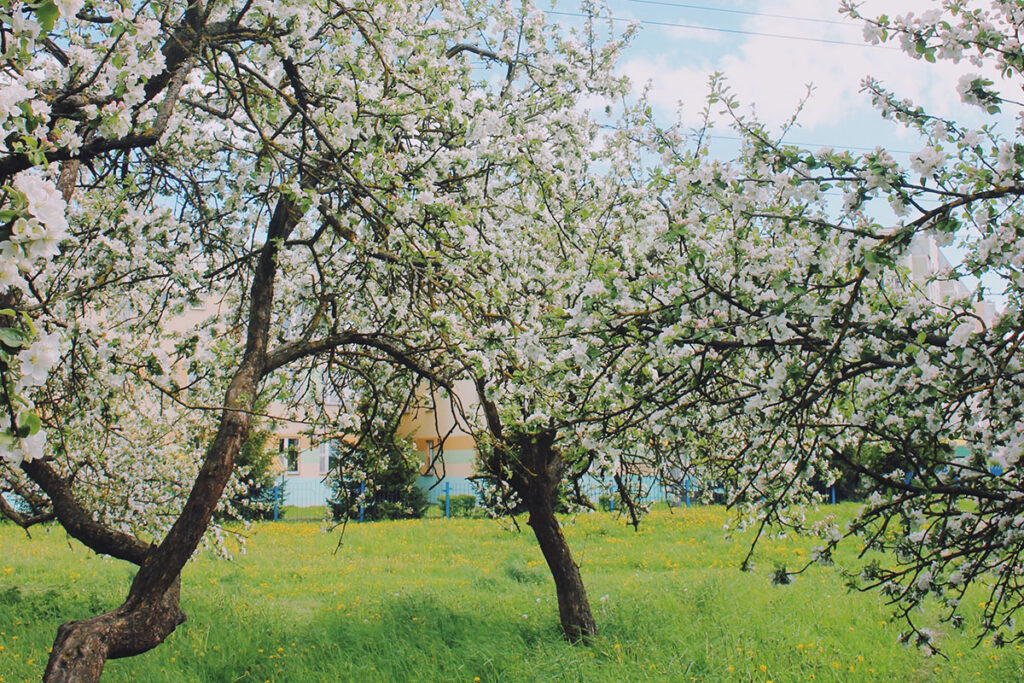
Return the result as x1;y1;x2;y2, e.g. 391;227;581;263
542;0;1015;302
547;0;1010;160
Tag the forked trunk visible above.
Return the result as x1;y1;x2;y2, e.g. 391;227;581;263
30;196;300;681
474;392;599;642
515;432;597;642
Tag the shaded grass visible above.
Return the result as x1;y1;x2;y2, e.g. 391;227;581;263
1;505;1022;681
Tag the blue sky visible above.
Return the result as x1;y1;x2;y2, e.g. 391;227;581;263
549;0;1007;160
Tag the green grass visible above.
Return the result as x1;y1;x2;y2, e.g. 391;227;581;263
1;505;1022;681
276;504;329;521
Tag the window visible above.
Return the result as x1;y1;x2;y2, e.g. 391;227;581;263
279;438;300;473
319;442;330;474
425;440;436;468
326;439;344;473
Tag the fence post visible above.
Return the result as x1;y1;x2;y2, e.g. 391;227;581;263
444;480;451;519
608;487;614;513
831;485;836;505
359;481;365;522
685;479;690;508
273;484;280;521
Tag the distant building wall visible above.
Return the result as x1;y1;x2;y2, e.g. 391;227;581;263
398;379;479;479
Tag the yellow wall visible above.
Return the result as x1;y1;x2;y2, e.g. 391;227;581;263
399;380;479;478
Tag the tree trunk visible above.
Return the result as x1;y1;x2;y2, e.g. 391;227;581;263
33;195;300;681
525;489;598;641
515;432;597;642
42;579;184;682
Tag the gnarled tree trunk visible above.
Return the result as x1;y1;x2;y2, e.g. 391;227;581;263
42;578;184;682
474;387;599;642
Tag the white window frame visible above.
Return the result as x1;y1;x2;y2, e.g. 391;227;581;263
319;442;330;474
279;438;300;473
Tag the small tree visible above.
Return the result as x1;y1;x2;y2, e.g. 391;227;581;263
328;436;428;522
229;428;280;522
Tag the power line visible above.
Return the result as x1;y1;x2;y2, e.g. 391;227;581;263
623;0;852;27
595;124;916;155
548;10;896;49
705;134;914;155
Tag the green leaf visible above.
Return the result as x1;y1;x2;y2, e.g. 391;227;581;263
34;1;59;34
0;327;28;349
18;411;40;436
19;312;36;336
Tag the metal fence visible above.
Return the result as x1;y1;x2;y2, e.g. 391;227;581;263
265;474;710;522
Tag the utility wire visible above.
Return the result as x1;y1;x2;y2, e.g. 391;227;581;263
705;134;913;155
623;0;852;27
595;124;915;155
548;10;896;49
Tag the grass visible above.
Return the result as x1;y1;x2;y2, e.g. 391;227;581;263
276;504;330;521
1;504;1022;681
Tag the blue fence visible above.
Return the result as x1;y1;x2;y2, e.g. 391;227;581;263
277;477;331;508
417;476;476;503
265;474;734;522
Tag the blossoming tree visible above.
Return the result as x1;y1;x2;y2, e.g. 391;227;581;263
435;0;1024;649
0;0;642;678
5;0;1024;675
637;0;1024;649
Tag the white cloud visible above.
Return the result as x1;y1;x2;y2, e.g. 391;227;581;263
617;0;1005;142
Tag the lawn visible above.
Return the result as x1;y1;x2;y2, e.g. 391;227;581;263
1;504;1022;681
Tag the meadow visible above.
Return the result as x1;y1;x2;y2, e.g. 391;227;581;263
1;504;1022;682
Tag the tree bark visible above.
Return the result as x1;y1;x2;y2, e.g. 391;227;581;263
524;485;598;641
473;390;598;642
515;433;598;642
42;579;184;682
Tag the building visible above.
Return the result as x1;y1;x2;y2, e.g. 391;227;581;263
277;380;480;509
